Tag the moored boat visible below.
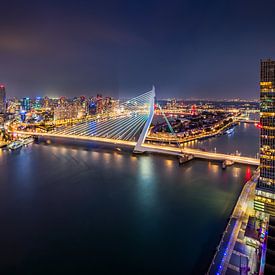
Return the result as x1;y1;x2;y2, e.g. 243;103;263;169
7;141;24;151
23;137;34;146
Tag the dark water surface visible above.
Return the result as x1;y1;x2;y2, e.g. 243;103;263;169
0;140;254;274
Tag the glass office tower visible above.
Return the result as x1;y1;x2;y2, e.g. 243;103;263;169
254;59;275;215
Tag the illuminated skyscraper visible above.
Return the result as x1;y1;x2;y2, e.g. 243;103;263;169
254;59;275;215
34;97;43;109
21;97;31;112
0;84;6;114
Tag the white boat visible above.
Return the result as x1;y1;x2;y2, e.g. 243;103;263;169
226;128;234;135
222;160;234;169
7;141;23;151
23;137;34;145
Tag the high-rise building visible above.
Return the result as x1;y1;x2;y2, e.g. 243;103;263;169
21;97;31;112
0;84;6;114
34;97;43;109
96;94;103;114
254;59;275;215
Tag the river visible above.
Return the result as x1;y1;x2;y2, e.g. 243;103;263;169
0;123;258;274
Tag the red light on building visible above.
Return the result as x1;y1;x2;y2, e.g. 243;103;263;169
256;123;263;129
191;105;197;116
245;167;251;181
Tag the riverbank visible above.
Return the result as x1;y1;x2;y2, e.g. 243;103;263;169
147;120;238;144
0;141;8;148
208;169;259;274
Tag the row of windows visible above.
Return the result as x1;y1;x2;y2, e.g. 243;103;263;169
255;196;273;204
260;161;275;167
254;201;275;216
261;145;275;151
258;176;275;185
260;118;275;128
262;126;275;130
260;116;275;122
260;151;275;157
260;93;275;99
260;173;275;181
260;164;274;170
260;108;275;113
260;89;275;94
261;140;275;147
261;129;275;136
260;100;275;112
256;189;275;199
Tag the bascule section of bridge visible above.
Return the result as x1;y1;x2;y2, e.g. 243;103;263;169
26;87;155;147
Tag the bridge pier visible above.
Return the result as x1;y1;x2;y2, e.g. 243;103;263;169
178;154;194;165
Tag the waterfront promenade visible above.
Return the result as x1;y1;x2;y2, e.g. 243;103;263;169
208;169;259;274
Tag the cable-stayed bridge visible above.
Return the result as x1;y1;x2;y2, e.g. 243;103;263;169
10;87;259;166
48;88;155;147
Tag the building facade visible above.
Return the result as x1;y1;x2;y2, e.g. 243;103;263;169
21;97;31;112
254;59;275;215
0;84;6;114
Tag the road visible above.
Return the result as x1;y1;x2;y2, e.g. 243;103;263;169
10;130;259;166
141;143;259;166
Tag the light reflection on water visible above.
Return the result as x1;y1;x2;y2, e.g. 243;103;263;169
232;166;241;178
164;159;174;171
208;162;219;175
137;156;157;209
102;152;111;165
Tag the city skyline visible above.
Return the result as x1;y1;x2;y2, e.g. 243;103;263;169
1;0;275;99
1;0;275;273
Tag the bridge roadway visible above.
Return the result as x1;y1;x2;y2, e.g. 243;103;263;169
237;119;259;124
12;130;259;166
12;130;137;146
139;144;259;166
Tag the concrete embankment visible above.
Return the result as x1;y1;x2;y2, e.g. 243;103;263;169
207;170;259;274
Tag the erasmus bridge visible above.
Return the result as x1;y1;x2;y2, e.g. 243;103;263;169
12;87;259;166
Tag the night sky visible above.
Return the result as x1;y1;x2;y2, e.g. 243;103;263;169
1;0;275;99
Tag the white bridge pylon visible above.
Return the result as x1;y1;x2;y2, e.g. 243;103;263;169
134;86;155;152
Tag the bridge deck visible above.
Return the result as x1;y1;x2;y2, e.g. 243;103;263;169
11;130;259;166
141;144;259;166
